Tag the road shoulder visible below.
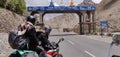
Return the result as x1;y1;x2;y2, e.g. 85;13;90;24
83;35;112;43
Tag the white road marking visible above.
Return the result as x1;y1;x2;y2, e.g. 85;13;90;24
85;51;96;57
67;40;74;45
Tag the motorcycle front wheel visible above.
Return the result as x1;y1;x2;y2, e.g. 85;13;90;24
54;54;63;57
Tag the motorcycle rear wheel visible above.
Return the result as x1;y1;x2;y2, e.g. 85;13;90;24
9;52;39;57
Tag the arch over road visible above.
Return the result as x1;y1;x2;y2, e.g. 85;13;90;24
26;1;96;35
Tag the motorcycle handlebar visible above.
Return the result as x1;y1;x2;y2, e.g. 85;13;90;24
57;38;64;45
50;38;64;49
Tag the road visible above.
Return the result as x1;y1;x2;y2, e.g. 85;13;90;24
49;32;120;57
0;32;119;57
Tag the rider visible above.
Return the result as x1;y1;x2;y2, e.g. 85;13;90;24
36;25;52;50
27;11;54;56
18;11;48;57
43;25;52;39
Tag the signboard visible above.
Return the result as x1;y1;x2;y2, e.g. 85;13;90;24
27;6;96;11
25;0;96;12
100;21;108;27
25;0;96;11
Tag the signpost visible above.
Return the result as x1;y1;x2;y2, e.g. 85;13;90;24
100;21;109;37
100;21;108;27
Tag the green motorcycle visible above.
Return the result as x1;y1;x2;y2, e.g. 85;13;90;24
9;50;39;57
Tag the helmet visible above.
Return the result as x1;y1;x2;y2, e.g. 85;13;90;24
27;11;38;25
44;25;52;34
27;15;36;25
44;25;52;31
30;11;38;15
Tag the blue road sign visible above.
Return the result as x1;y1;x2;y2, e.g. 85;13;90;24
100;21;108;27
27;6;96;12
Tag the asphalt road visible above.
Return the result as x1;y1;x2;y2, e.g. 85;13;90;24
49;32;120;57
0;32;119;57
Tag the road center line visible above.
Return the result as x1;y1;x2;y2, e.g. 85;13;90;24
85;51;96;57
67;40;74;45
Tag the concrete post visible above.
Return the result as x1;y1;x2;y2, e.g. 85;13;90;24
87;11;91;33
92;11;95;33
77;12;83;35
39;11;44;28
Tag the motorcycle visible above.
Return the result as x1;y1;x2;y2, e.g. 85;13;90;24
108;33;120;57
9;38;64;57
45;38;64;57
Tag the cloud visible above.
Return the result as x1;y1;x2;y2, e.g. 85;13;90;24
92;0;102;4
54;2;59;6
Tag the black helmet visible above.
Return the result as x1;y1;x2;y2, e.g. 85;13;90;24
44;25;52;34
27;11;38;25
44;25;52;30
27;15;36;25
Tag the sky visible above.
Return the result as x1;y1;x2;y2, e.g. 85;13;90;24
92;0;102;3
25;0;102;6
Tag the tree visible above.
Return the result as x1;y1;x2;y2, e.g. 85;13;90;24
0;0;27;15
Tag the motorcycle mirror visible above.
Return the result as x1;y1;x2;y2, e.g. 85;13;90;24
112;32;120;46
112;55;120;57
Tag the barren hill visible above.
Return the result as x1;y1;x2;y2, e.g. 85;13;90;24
0;8;24;32
45;13;79;31
96;0;120;32
0;8;25;57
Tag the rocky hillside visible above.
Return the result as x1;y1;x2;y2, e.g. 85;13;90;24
45;0;120;33
95;0;120;32
45;13;79;32
0;8;25;32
